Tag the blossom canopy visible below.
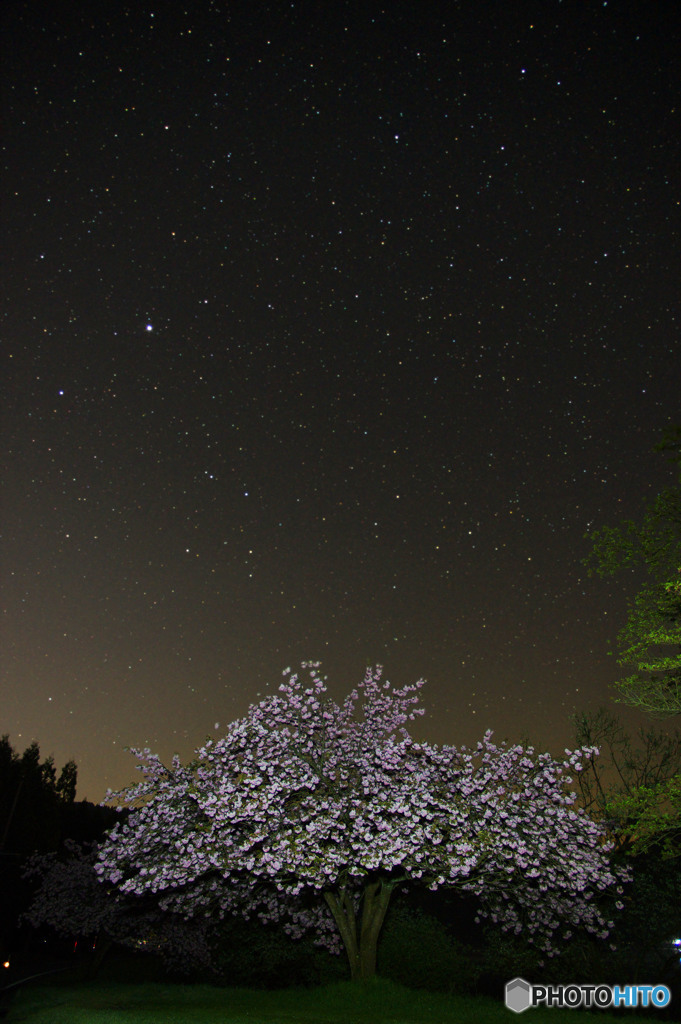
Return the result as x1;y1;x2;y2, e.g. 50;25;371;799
96;664;628;976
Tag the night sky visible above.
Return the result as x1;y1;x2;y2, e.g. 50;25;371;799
2;0;680;802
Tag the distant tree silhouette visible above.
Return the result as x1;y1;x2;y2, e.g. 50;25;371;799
0;735;115;957
56;761;78;804
1;738;59;856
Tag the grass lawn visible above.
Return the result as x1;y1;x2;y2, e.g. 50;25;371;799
4;978;642;1024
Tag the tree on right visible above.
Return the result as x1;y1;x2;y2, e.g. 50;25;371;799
585;424;681;719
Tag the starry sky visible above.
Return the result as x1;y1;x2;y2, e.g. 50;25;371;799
2;0;680;802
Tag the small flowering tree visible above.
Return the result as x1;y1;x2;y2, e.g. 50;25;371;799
24;841;214;975
96;664;629;981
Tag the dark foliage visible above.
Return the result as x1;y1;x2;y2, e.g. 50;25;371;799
0;734;118;961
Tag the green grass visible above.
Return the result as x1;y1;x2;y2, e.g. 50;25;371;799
4;978;641;1024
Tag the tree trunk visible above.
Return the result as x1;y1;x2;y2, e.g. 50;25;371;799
324;879;395;981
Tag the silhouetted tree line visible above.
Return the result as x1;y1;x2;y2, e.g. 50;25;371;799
0;734;117;956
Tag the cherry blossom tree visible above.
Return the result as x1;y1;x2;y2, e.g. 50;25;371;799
96;664;629;981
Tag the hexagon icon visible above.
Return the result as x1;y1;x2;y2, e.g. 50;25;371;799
505;977;532;1013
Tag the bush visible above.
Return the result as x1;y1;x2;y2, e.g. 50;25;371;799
212;915;346;988
377;903;479;994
